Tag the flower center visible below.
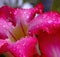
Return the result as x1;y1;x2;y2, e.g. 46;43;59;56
9;22;28;41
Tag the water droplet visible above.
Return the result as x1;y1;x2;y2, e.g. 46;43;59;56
26;16;29;19
48;20;52;23
10;11;12;14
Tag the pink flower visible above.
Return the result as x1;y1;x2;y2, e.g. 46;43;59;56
28;11;60;57
0;3;44;57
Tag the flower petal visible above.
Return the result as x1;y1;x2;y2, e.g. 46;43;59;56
28;11;60;57
34;3;44;14
0;39;8;54
8;36;40;57
14;8;36;39
14;8;36;25
14;3;44;25
0;19;14;39
0;6;16;25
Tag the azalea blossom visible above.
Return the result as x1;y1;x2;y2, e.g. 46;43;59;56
0;2;60;57
0;3;43;57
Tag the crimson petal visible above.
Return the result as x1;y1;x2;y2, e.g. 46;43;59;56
8;36;40;57
28;11;60;57
0;6;16;26
0;39;8;54
34;3;44;14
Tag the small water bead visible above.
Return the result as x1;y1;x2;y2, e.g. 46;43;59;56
43;14;47;19
14;10;17;15
22;43;26;47
24;11;27;14
48;20;53;24
10;11;12;14
26;16;29;19
28;31;31;35
36;25;39;29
